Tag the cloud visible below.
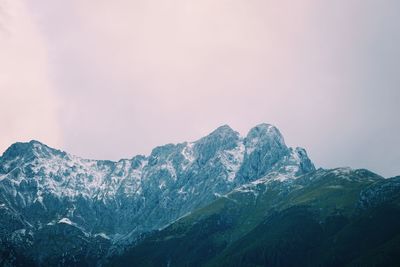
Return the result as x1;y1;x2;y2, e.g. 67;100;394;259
0;0;62;153
28;0;325;159
3;0;399;176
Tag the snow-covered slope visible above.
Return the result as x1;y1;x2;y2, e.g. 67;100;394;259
0;123;315;265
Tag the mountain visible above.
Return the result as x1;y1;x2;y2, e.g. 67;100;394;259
108;169;400;267
0;123;315;266
1;123;399;267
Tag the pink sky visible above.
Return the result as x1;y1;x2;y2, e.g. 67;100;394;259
0;0;399;176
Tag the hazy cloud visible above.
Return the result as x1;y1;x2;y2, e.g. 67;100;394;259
0;0;62;152
1;0;399;177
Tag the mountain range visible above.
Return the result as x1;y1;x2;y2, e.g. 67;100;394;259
0;123;399;266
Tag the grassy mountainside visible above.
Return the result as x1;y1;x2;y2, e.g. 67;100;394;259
108;169;400;267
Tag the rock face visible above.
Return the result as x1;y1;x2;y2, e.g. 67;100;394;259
0;123;315;265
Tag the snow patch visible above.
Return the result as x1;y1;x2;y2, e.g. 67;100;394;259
182;142;195;170
58;217;74;225
178;187;187;194
219;141;245;182
159;161;177;180
246;137;259;155
95;233;111;240
159;180;166;190
13;229;26;235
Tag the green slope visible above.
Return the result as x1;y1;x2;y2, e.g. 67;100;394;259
108;169;400;267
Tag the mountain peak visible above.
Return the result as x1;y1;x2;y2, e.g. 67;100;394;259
245;123;286;147
196;124;239;146
1;140;63;161
2;140;38;158
209;124;237;137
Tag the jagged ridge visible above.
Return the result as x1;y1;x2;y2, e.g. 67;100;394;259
0;123;315;265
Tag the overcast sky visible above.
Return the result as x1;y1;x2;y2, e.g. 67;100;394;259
0;0;399;177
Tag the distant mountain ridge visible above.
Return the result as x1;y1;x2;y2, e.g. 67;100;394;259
2;124;398;267
110;168;400;267
0;123;315;266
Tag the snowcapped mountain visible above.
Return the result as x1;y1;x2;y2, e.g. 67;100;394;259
0;123;315;265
